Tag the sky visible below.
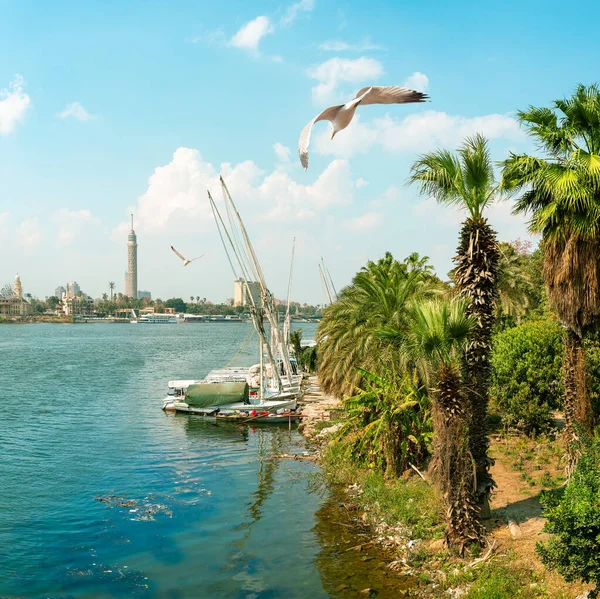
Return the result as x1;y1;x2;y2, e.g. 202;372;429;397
1;0;599;304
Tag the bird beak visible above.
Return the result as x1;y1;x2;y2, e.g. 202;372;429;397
331;131;335;140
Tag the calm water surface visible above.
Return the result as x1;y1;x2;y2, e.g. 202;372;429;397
0;322;410;599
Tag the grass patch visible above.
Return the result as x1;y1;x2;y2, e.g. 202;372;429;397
322;442;443;540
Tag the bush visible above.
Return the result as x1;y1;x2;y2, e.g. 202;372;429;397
536;436;600;597
584;339;600;417
490;321;563;435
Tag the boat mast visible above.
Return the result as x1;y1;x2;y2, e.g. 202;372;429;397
284;237;295;344
219;177;294;389
208;190;283;394
318;262;333;305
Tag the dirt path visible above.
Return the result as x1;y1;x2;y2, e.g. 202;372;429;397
487;437;590;597
298;376;341;440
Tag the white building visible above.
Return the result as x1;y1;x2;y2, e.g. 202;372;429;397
66;281;81;297
233;279;261;308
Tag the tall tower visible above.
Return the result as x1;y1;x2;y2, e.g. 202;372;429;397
14;274;22;299
126;214;138;299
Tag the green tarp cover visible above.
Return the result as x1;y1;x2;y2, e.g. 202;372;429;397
185;382;249;408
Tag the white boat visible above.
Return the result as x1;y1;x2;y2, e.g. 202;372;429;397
136;314;177;324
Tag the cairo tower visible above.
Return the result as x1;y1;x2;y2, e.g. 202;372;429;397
125;214;138;299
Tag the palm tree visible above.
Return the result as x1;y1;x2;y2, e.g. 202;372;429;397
409;134;500;508
495;242;535;324
501;84;600;466
401;298;483;551
109;282;115;301
190;296;194;304
196;296;200;303
317;252;440;399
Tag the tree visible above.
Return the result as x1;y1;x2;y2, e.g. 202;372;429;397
166;298;186;313
317;252;440;399
109;282;115;301
401;298;483;551
409;134;500;508
102;293;108;301
46;296;61;311
501;84;600;469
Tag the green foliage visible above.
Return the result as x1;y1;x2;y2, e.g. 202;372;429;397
317;252;440;398
490;321;564;434
584;339;600;416
334;368;432;475
322;443;442;539
537;435;600;597
165;298;187;313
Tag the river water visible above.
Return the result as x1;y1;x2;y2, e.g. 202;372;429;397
0;322;410;599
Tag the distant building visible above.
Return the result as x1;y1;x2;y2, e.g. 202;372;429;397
233;278;261;308
0;274;31;317
62;295;94;316
138;290;151;299
55;286;66;299
66;281;81;298
125;214;138;299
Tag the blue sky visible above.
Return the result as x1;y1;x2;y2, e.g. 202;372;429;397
1;0;599;304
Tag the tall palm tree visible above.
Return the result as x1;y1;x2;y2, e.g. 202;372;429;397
109;282;115;301
402;298;483;550
196;296;200;303
495;242;535;324
409;134;500;508
501;84;600;466
317;252;440;399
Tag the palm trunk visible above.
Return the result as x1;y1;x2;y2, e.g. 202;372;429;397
431;364;484;552
454;217;499;510
563;330;595;475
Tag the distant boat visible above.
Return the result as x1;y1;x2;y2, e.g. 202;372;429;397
133;314;177;324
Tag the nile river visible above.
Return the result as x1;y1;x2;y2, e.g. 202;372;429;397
0;322;409;599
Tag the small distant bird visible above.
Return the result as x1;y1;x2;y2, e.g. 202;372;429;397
298;85;429;169
171;246;204;267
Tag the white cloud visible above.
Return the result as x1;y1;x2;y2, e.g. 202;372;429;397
230;16;273;53
274;142;291;163
58;102;97;121
403;71;429;92
16;218;41;249
342;211;381;231
55;209;94;246
0;75;31;135
114;148;354;236
319;39;382;52
314;111;524;159
355;177;369;189
307;56;384;104
281;0;315;26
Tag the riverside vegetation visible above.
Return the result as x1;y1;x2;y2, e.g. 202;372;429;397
311;84;600;597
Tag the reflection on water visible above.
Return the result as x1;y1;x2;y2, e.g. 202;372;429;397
0;323;410;598
313;494;415;598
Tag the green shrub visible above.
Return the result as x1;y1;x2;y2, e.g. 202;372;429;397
490;321;564;435
584;339;600;417
333;367;432;476
537;436;600;597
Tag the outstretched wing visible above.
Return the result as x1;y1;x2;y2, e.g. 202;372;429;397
171;246;186;262
298;104;343;170
354;86;429;106
188;254;205;263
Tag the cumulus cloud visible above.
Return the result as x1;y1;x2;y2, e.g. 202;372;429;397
273;142;291;163
355;177;369;189
403;71;429;92
281;0;315;26
342;211;381;231
55;209;94;246
0;75;31;135
314;111;524;159
58;102;97;121
307;56;384;105
16;218;41;249
230;16;273;53
319;38;382;52
114;148;354;236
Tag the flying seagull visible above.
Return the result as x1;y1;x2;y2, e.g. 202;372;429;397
171;246;204;267
298;85;429;169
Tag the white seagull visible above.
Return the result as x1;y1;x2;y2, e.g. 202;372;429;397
171;246;205;267
298;85;429;169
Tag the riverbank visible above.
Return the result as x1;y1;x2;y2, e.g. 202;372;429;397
298;377;592;598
